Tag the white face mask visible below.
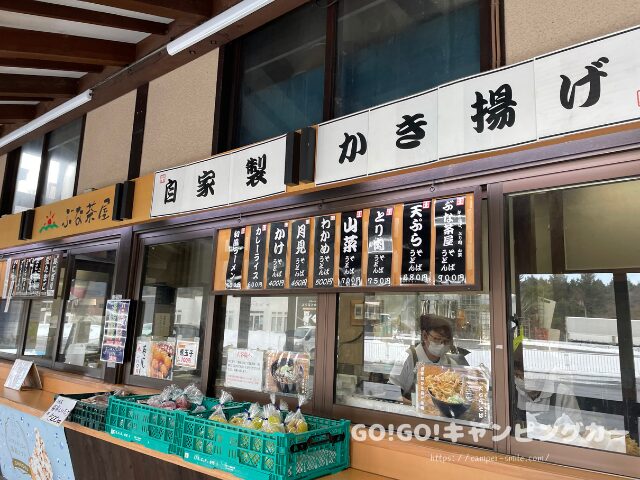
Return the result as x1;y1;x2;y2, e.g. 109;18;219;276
427;342;448;357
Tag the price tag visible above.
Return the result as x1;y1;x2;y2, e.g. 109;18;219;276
41;397;78;426
174;340;199;369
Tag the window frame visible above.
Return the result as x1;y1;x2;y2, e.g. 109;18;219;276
215;0;498;153
1;116;86;215
495;157;640;477
0;228;129;380
123;224;218;391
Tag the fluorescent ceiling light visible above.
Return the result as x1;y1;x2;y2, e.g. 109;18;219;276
0;90;92;150
166;0;274;56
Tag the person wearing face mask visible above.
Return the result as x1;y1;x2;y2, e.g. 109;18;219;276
389;314;469;400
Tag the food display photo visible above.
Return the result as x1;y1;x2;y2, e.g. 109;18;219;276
416;363;490;426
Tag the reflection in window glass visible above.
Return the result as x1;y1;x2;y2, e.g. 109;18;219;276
336;292;491;427
216;295;317;399
234;4;326;147
41;119;82;205
335;0;480;117
508;180;640;456
0;300;25;354
133;238;213;383
58;250;116;368
13;138;44;213
23;264;65;358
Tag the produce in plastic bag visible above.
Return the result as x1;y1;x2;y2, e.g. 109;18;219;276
175;395;191;410
183;384;204;405
261;403;285;433
243;415;263;430
285;395;309;434
208;390;233;423
229;410;248;426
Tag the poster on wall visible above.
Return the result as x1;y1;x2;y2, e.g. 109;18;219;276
264;351;310;397
313;215;336;287
0;404;75;480
338;210;363;287
366;207;393;286
401;201;431;284
225;348;264;391
10;255;61;298
100;299;131;364
289;219;310;288
247;224;267;289
225;227;245;290
266;222;288;289
434;196;467;285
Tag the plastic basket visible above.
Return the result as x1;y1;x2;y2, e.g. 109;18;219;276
55;392;112;431
181;413;350;480
105;395;247;455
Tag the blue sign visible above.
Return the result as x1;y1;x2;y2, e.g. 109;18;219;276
0;404;75;480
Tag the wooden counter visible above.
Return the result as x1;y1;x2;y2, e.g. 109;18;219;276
0;361;631;480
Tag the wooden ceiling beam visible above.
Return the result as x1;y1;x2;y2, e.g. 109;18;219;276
0;105;38;122
89;0;211;20
0;0;169;35
0;58;104;74
0;74;78;98
0;27;136;66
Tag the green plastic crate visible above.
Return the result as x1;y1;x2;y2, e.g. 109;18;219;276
181;413;350;480
56;392;110;431
56;392;147;432
105;395;247;455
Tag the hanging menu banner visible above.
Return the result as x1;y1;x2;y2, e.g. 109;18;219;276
401;201;431;284
289;219;310;288
339;210;363;287
266;222;289;289
313;215;336;287
10;254;60;298
214;191;477;291
225;227;245;290
247;224;267;289
366;207;393;286
434;197;467;285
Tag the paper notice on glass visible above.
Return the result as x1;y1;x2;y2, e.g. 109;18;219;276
41;397;78;427
133;338;151;377
175;339;199;369
225;348;264;392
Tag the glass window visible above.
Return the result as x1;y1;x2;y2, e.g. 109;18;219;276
0;300;26;355
58;250;116;368
23;263;66;358
216;295;317;398
507;179;640;456
13;138;44;213
41;119;82;205
334;0;481;117
335;292;491;427
234;4;326;147
133;237;214;383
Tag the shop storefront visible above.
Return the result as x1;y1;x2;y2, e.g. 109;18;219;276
0;15;639;480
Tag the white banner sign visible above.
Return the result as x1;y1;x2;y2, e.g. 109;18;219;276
535;28;640;139
438;61;537;158
224;348;264;392
229;135;288;203
316;111;369;185
368;89;438;174
151;135;288;217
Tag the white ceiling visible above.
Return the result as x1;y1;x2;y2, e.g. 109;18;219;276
36;0;173;23
0;66;85;78
0;10;151;43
